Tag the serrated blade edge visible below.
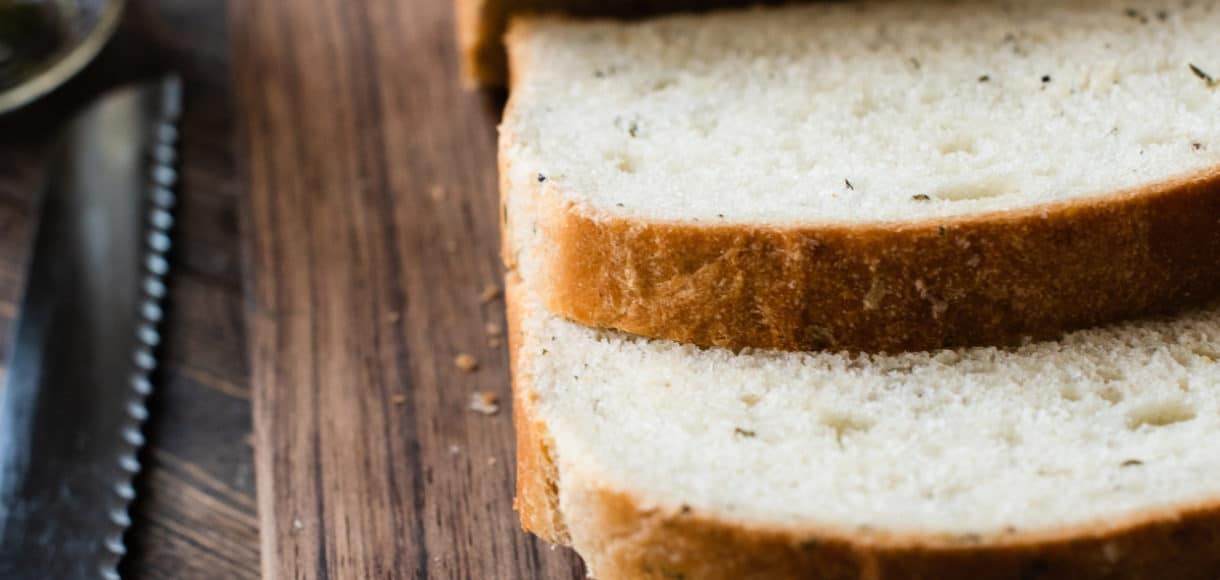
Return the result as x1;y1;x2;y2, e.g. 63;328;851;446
0;74;182;579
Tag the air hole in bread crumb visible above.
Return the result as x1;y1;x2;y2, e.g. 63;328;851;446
689;107;719;137
933;179;1010;201
819;412;874;446
995;423;1021;446
1098;387;1124;404
1169;349;1194;367
1035;465;1071;477
613;155;637;174
1059;387;1082;402
851;95;878;118
1097;367;1125;383
938;139;977;155
1191;346;1220;361
650;78;674;92
1127;400;1196;429
1137;133;1172;146
739;393;761;407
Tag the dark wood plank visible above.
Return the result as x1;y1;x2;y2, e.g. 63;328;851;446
0;1;257;578
234;0;586;577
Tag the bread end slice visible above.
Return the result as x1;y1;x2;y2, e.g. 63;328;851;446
455;0;508;87
458;0;778;86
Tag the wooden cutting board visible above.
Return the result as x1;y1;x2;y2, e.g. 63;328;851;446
232;0;585;577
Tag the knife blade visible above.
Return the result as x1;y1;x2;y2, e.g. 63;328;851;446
0;75;181;579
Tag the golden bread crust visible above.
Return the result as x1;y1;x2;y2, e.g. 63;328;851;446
538;171;1220;352
459;1;773;86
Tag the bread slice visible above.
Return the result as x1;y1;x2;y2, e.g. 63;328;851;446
500;0;1220;353
508;274;1220;579
455;0;765;86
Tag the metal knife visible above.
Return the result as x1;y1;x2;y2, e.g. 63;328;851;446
0;75;181;579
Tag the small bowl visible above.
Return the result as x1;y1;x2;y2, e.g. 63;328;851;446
0;0;125;115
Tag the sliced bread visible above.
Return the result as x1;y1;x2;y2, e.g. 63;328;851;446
508;274;1220;579
500;0;1220;353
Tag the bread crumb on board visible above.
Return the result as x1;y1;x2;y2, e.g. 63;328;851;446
484;322;502;336
480;284;502;303
391;393;407;406
469;391;499;415
454;353;479;372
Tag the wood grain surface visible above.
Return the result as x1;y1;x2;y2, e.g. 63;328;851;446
0;1;258;578
234;0;586;577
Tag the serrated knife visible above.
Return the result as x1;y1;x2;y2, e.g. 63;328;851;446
0;75;181;579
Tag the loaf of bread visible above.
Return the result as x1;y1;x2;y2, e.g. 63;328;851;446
499;0;1220;353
